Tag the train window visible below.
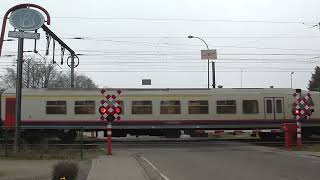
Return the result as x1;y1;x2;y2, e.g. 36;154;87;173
160;100;181;114
132;101;152;114
46;101;67;114
276;100;282;113
75;101;95;114
216;100;236;114
188;100;209;114
243;100;259;114
266;100;272;113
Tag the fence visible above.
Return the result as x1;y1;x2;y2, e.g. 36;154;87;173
0;126;105;160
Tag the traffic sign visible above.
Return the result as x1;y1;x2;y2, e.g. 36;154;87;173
201;49;217;60
99;89;122;122
99;89;122;156
9;8;44;31
293;92;314;121
8;31;40;39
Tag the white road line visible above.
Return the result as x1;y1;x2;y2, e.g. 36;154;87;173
140;156;171;180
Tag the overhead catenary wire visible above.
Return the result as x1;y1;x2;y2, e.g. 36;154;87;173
45;16;311;24
61;35;320;39
57;38;320;52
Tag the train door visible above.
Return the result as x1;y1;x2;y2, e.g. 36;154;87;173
264;97;285;120
4;98;15;127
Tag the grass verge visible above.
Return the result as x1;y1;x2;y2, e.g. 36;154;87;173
295;144;320;152
0;145;105;160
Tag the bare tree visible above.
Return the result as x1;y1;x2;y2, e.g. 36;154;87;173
49;71;98;88
0;57;97;88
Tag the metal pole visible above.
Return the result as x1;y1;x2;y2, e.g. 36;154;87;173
290;72;294;88
14;36;24;153
189;36;212;89
207;59;209;89
295;91;303;149
80;127;83;160
212;61;215;88
240;68;243;88
107;122;112;155
296;121;303;148
70;54;75;88
27;59;30;88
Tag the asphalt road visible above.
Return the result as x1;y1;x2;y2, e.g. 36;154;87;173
115;141;320;180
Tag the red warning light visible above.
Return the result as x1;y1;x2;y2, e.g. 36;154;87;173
99;106;107;114
115;107;122;114
292;108;300;115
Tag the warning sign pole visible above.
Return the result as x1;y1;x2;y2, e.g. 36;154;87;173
294;90;303;149
99;89;122;156
292;89;314;150
107;122;112;155
296;121;303;148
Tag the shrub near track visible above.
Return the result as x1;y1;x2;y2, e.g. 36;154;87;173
51;161;79;180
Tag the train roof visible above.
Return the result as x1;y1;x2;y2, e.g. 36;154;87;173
1;88;314;96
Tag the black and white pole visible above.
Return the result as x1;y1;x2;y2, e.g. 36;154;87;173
296;120;303;148
107;122;112;155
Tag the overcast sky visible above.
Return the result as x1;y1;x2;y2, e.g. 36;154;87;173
1;0;320;89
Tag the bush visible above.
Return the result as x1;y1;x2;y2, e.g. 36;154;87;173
51;161;78;180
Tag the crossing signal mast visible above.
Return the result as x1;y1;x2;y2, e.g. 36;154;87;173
99;89;122;155
292;89;314;148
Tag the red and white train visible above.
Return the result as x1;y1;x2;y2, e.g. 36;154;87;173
0;88;319;142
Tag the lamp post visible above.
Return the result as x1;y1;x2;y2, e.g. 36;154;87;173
188;35;215;89
291;72;294;88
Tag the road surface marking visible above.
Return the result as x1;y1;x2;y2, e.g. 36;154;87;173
141;156;170;180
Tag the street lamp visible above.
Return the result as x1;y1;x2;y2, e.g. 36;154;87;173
188;35;215;89
291;72;294;88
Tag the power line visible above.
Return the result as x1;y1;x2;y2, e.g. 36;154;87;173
71;70;312;73
62;35;320;39
74;52;320;56
50;16;308;24
5;48;320;54
60;38;320;52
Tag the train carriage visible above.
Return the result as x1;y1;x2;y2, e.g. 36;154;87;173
1;88;320;141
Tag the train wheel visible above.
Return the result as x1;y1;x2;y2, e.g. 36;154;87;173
164;130;181;138
60;130;77;143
